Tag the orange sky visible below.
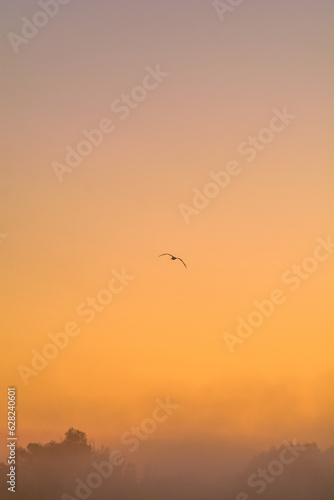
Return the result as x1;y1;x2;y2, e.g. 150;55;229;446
0;0;333;467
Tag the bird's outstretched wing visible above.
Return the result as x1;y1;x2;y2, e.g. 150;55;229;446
177;258;187;268
159;253;173;257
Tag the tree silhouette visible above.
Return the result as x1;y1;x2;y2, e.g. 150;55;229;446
0;431;333;500
64;428;88;447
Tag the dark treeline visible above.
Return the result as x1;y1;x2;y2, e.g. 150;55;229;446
1;428;333;500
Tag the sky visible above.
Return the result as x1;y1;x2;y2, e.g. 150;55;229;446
0;0;333;473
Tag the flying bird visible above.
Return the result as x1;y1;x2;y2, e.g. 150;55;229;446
159;253;187;268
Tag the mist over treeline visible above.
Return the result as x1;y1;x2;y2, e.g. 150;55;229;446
1;428;333;500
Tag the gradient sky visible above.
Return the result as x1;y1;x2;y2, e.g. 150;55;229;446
0;0;333;470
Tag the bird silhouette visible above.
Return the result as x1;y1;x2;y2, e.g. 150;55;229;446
159;253;187;268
